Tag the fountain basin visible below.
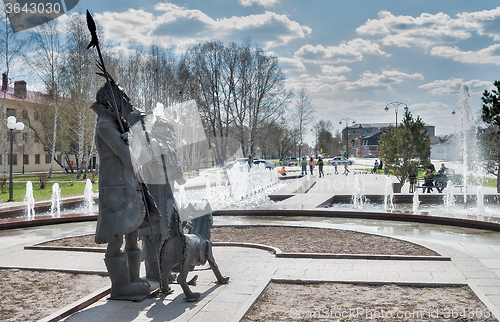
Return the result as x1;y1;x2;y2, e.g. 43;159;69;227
323;194;500;205
2;196;500;233
0;213;97;230
0;196;98;221
212;208;500;232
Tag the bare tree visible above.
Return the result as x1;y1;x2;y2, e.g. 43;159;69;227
0;10;32;178
25;20;65;177
295;88;315;158
186;41;232;163
185;40;291;161
246;45;291;156
60;11;98;178
268;114;300;159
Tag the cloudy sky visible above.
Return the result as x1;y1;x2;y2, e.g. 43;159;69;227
13;0;500;143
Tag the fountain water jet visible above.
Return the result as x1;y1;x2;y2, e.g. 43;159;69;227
352;174;364;209
205;180;213;204
84;179;94;215
455;84;486;203
25;181;35;220
216;170;221;191
50;183;61;218
412;190;420;215
444;180;455;215
383;176;394;212
476;185;485;218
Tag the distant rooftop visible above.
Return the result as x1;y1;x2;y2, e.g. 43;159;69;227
0;86;48;105
348;122;434;129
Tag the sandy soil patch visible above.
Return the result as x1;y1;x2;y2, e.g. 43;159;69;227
243;282;497;321
40;225;440;256
0;269;109;322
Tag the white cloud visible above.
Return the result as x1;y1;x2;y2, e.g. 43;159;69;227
356;10;470;49
94;5;311;51
354;8;500;66
95;9;158;46
457;7;500;41
311;98;408;126
239;0;280;8
294;38;388;64
430;44;500;66
286;68;423;95
320;65;351;75
419;77;492;95
279;57;306;71
285;73;347;94
336;69;423;92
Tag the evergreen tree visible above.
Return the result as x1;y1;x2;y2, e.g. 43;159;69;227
481;81;500;192
378;110;430;189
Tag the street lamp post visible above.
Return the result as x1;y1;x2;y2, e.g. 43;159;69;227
339;118;355;158
385;102;408;128
7;116;24;201
311;128;318;158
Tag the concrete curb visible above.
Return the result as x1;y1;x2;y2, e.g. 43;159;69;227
0;214;98;230
230;279;272;322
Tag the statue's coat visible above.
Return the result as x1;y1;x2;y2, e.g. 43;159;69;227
91;102;145;244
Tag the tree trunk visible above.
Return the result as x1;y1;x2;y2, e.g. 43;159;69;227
48;99;59;179
497;165;500;193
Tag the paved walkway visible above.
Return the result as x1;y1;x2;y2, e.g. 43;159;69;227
2;217;500;321
1;160;500;321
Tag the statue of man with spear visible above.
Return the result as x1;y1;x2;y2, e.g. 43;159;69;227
86;10;161;301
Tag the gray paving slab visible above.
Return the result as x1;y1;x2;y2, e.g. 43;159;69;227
2;176;500;321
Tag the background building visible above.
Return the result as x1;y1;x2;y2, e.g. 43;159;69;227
0;74;63;174
341;123;435;157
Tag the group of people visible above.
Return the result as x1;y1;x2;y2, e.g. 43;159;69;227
280;156;351;177
371;160;383;174
408;161;448;194
422;163;448;193
298;156;324;177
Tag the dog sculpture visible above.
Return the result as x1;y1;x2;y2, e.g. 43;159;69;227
159;203;229;301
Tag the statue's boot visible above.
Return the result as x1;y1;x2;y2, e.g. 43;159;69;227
127;249;149;285
104;253;150;301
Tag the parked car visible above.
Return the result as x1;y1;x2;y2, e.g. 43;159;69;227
363;154;377;158
225;158;248;169
253;159;276;169
280;157;298;166
327;156;354;165
64;165;88;171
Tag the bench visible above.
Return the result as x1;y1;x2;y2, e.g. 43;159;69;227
414;175;464;192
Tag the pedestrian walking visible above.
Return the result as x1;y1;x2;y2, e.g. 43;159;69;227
318;156;324;178
343;162;350;175
301;157;307;175
309;156;316;175
334;162;338;175
371;160;379;174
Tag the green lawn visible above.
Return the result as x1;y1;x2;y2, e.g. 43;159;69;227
0;174;98;203
468;176;497;187
11;173;96;182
